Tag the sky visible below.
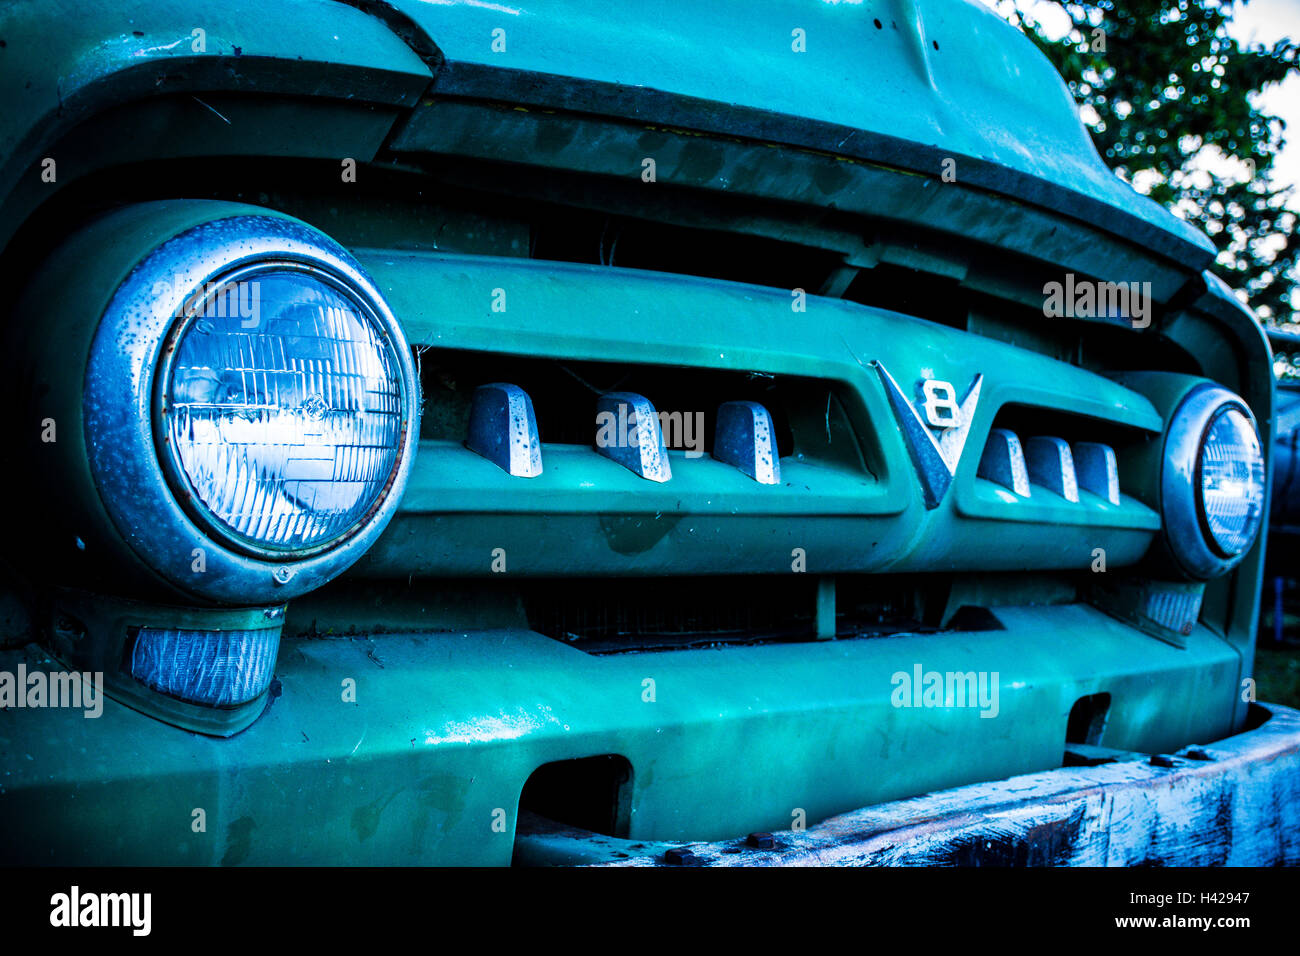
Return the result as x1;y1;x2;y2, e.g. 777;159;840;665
1227;0;1300;195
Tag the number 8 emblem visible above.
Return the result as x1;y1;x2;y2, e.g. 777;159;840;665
921;380;961;428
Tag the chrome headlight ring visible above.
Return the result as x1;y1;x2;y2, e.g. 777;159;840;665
84;212;420;604
1160;383;1265;580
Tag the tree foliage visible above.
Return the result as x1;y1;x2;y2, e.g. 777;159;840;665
1000;0;1298;324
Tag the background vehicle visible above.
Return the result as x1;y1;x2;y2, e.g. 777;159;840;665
0;0;1292;865
1267;329;1300;587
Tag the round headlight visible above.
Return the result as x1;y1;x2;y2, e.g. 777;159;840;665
64;203;420;605
158;265;406;556
1197;406;1265;557
1161;384;1265;579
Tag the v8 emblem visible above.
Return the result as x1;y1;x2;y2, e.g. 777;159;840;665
919;379;963;428
872;362;983;509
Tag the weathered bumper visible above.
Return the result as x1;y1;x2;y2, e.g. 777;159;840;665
0;612;1272;865
517;703;1300;866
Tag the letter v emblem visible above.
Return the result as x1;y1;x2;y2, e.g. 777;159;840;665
872;361;982;509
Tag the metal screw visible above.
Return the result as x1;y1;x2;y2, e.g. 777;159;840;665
272;567;294;585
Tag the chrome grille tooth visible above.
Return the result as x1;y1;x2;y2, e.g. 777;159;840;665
977;428;1031;497
1073;441;1121;506
595;392;671;482
1023;435;1079;502
465;383;544;477
714;400;781;485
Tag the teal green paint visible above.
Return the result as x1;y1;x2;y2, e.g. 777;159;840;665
359;251;1163;439
0;0;430;154
0;0;1272;867
352;251;1162;579
0;0;433;248
392;100;1197;303
0;606;1240;864
382;0;1212;260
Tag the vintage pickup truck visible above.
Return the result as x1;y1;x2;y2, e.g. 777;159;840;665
0;0;1295;866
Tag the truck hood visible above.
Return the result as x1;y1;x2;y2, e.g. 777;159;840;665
370;0;1215;270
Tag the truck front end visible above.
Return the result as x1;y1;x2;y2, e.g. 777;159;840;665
0;0;1294;865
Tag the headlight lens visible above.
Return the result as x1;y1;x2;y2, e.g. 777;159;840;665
1160;384;1265;579
160;266;406;555
1198;406;1265;556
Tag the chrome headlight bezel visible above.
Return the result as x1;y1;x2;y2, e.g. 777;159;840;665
1160;383;1264;580
83;211;420;604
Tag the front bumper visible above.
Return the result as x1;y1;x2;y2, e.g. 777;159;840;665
0;602;1262;865
520;702;1300;866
